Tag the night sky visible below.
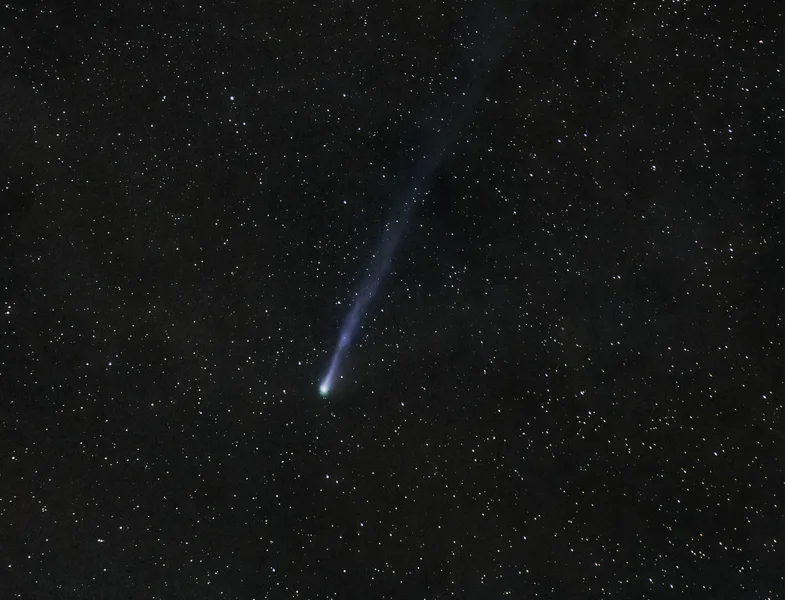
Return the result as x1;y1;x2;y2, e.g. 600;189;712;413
2;1;784;598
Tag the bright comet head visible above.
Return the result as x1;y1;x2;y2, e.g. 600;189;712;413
319;381;330;396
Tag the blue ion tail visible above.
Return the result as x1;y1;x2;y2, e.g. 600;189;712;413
318;9;518;396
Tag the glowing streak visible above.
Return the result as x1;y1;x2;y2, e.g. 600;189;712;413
318;8;519;395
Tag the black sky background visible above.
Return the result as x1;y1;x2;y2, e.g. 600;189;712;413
2;0;784;598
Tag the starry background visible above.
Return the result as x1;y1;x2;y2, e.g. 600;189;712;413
2;0;783;598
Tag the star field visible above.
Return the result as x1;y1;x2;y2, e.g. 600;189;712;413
2;0;783;598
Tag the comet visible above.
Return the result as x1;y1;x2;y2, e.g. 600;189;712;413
318;7;519;396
